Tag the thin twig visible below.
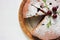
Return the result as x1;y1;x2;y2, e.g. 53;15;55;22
31;4;46;14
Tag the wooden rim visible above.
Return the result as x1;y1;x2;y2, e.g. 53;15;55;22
18;0;34;40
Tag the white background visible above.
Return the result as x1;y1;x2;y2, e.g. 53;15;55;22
0;0;28;40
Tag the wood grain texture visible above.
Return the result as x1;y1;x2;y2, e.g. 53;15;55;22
18;0;34;40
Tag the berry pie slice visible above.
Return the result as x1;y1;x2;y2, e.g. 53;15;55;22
19;0;60;40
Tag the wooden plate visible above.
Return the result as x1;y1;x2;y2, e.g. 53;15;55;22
18;0;60;40
18;0;34;40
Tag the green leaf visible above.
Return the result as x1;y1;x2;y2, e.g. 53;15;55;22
43;0;46;3
57;11;60;15
47;17;51;28
43;0;49;9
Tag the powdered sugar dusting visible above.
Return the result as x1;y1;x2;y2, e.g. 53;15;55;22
25;0;46;18
23;0;60;39
31;15;60;39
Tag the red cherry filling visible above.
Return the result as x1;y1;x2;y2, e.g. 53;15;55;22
52;14;57;19
46;10;52;16
52;7;57;12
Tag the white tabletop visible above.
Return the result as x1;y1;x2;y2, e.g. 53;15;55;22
0;0;28;40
